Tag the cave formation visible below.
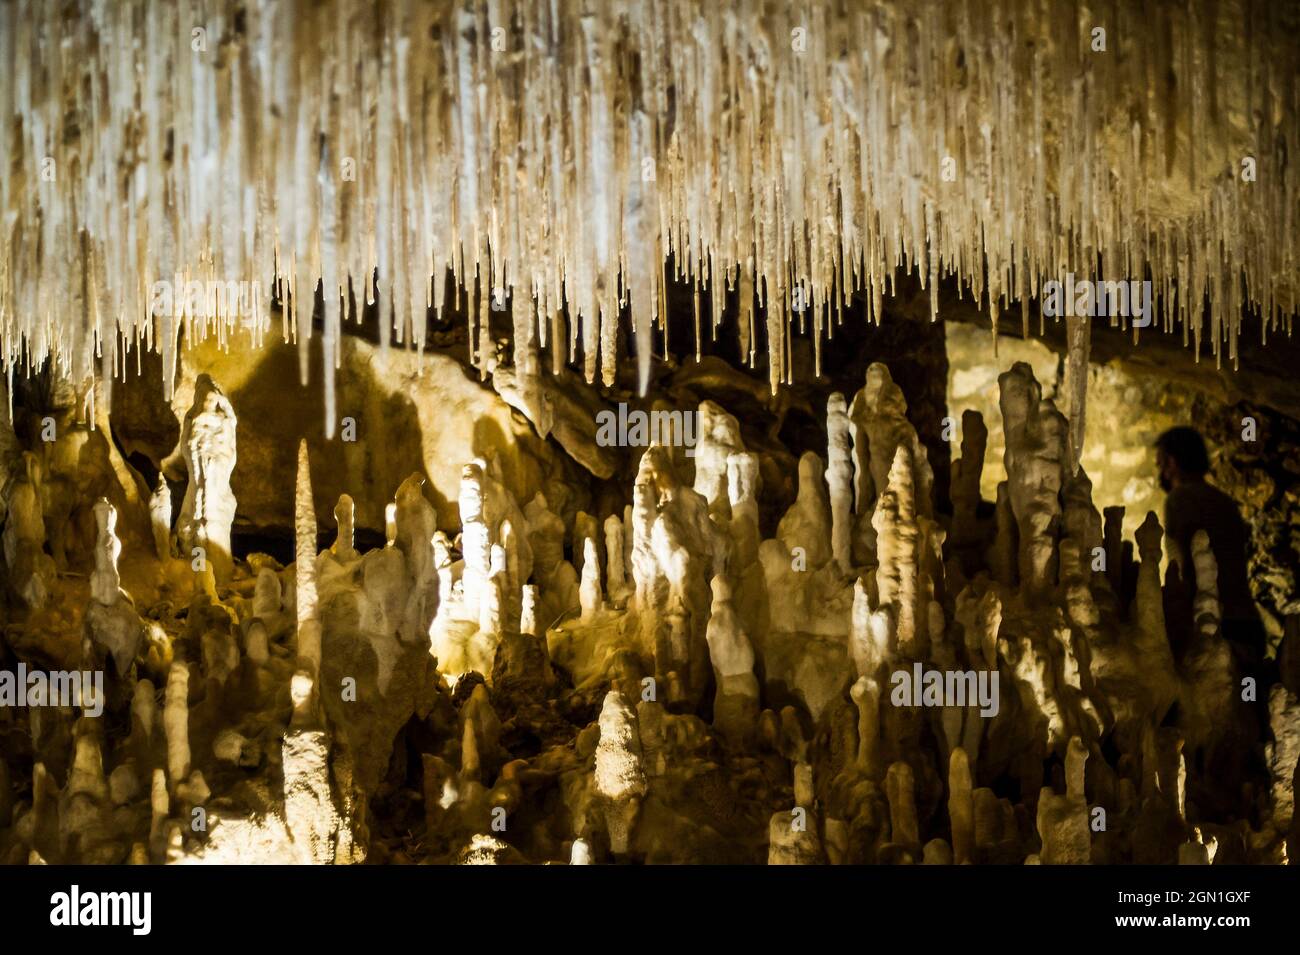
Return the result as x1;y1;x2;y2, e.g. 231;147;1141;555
0;0;1298;867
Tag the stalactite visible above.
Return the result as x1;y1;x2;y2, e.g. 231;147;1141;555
2;0;1294;418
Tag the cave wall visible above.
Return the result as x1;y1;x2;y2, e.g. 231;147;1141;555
1193;394;1300;643
109;332;593;548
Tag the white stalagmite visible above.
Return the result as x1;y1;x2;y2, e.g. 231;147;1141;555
826;393;853;573
1035;737;1092;865
777;453;833;571
693;402;744;517
594;689;646;857
282;725;338;865
850;578;893;679
519;584;539;638
84;499;142;676
331;494;357;562
704;575;759;744
385;504;398;548
573;512;599;581
164;663;190;793
89;499;122;604
459;464;492;624
999;363;1065;599
872;448;921;655
295;440;321;682
148;768;168;861
579;538;602;620
149;477;172;561
850;364;934;521
480;543;506;636
174;375;238;583
604;514;629;605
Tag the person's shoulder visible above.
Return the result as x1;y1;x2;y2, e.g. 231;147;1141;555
1164;482;1200;508
1200;480;1238;508
1196;480;1249;528
1165;481;1236;522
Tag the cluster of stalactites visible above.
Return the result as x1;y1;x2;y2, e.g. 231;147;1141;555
2;0;1296;428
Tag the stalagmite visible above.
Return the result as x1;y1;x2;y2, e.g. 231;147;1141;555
604;515;629;606
989;483;1017;587
1266;684;1300;839
459;464;492;625
569;840;592;865
2;452;53;608
826;394;853;573
130;680;155;761
704;575;759;745
1035;737;1092;865
149;477;172;561
630;473;658;612
850;364;934;521
84;499;142;676
282;723;338;865
950;411;988;549
999;363;1065;599
148;769;169;862
395;474;440;635
430;531;456;637
727;452;761;530
949;747;975;865
777;453;833;571
295;441;321;685
480;543;506;636
519;585;539;639
850;677;883;779
253;567;282;619
61;719;114;862
885;762;920;851
66;719;108;801
693;402;744;517
164;663;190;793
331;494;358;563
385;504;398;548
578;538;602;621
873;448;922;656
768;763;825;865
1133;514;1175;676
573;512;600;583
850;579;892;679
460;721;481;785
594;690;646;856
173;375;238;583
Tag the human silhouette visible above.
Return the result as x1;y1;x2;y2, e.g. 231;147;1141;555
1155;426;1267;685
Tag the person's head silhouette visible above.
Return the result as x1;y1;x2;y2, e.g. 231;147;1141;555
1154;426;1210;492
